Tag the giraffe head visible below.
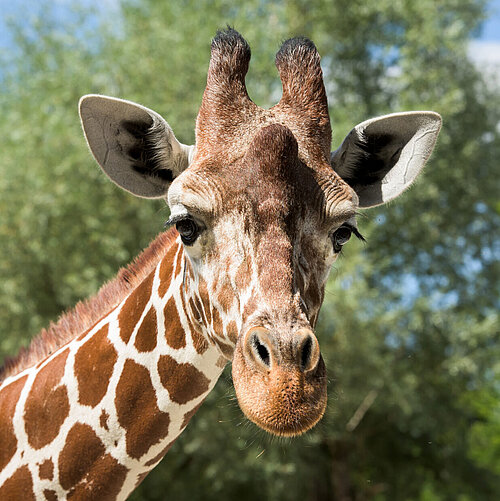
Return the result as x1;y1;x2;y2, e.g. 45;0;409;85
79;29;441;436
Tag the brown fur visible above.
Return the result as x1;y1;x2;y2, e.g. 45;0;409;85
74;324;117;407
0;465;35;500
0;228;179;381
157;355;210;404
24;349;70;449
115;359;171;459
0;375;27;470
38;460;54;481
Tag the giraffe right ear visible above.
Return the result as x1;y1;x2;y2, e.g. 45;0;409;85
330;112;441;208
79;95;194;198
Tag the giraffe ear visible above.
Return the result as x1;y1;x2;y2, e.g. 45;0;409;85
330;111;442;208
79;94;194;198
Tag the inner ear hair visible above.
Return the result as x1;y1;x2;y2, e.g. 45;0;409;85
122;117;175;181
342;130;402;187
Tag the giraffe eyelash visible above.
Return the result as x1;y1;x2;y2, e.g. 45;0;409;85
331;223;366;254
164;214;189;229
346;224;366;243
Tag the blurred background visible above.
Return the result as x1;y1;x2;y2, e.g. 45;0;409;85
0;1;499;499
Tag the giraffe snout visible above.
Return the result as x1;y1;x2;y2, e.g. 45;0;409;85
232;325;327;436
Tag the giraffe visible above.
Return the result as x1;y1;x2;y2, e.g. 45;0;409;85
0;29;441;500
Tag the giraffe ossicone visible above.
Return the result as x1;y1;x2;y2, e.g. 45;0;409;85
0;29;441;499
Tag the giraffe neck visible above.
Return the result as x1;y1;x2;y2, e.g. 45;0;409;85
0;237;228;500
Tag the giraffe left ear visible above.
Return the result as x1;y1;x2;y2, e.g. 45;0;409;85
330;111;442;208
79;94;194;198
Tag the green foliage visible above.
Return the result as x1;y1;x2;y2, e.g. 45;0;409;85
1;1;499;500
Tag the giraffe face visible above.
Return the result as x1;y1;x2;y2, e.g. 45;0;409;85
167;119;359;435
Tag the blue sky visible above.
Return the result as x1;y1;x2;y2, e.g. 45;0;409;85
467;0;500;73
0;0;119;49
481;0;500;40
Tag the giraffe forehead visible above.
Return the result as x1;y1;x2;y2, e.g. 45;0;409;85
170;124;356;225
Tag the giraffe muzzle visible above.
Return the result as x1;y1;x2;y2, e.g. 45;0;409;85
232;326;327;436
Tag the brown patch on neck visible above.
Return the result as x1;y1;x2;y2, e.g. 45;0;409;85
0;465;35;501
181;402;204;429
134;471;150;490
58;423;128;498
164;297;186;349
134;307;158;352
226;321;238;345
198;279;213;325
59;423;104;489
24;348;70;449
119;273;155;344
38;459;54;481
212;307;224;338
0;229;179;381
68;454;128;499
181;289;209;355
99;409;110;431
158;242;180;297
43;489;58;501
157;355;210;404
115;359;171;459
0;375;28;471
74;324;117;407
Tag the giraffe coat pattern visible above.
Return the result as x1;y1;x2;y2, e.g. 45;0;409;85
0;235;224;499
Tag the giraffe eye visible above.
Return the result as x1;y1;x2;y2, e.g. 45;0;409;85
331;225;352;253
176;217;201;246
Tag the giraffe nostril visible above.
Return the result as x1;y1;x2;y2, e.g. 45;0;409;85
243;327;276;371
296;331;320;372
300;336;313;371
252;334;271;368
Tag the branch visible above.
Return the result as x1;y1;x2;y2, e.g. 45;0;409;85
345;389;379;432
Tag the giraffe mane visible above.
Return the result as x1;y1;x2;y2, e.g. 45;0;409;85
0;228;179;382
